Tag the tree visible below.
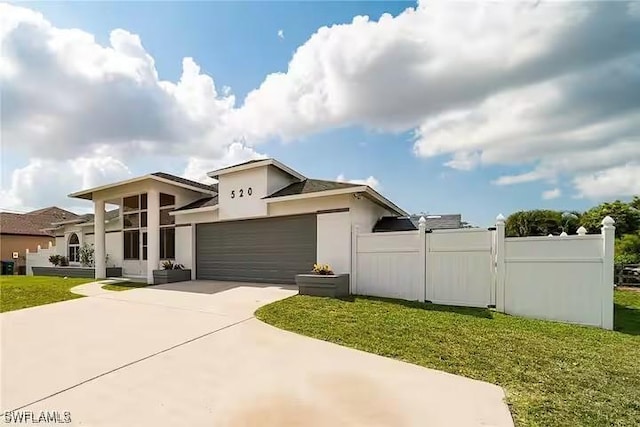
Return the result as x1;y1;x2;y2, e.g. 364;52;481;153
580;200;640;236
615;232;640;264
506;210;565;237
630;196;640;211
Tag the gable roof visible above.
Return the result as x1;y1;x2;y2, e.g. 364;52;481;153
0;207;79;236
207;158;305;181
172;196;219;212
373;217;418;233
264;179;361;199
69;173;216;200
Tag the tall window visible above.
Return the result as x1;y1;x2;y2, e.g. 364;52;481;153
123;194;146;260
68;233;80;263
159;193;175;259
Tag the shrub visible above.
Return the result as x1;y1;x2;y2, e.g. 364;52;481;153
312;263;334;275
161;260;184;270
59;256;69;267
79;243;94;267
48;255;62;266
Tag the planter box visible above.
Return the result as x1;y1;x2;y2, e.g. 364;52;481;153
295;274;350;297
31;266;123;278
153;269;192;284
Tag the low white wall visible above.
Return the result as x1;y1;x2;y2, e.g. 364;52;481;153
25;243;58;275
503;235;607;327
355;231;422;300
428;229;494;307
316;211;351;274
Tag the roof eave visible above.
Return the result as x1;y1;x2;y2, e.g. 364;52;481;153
68;175;215;200
170;205;219;216
208;159;306;181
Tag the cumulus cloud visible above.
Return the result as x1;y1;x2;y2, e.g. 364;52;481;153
542;188;561;200
573;164;640;199
0;156;132;212
336;174;380;190
182;143;267;183
2;0;639;212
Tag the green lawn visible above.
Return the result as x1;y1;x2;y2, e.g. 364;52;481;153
256;289;640;427
0;276;94;312
101;281;150;292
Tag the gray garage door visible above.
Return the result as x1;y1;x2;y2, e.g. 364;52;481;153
196;214;317;284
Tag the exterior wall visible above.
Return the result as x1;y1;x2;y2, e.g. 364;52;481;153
1;235;56;273
350;196;392;233
218;167;268;220
175;209;219;225
267;194;352;217
175;225;193;273
316;211;351;274
266;165;297;195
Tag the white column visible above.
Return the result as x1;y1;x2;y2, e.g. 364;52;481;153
418;216;427;302
601;216;615;330
147;189;160;284
495;214;506;313
351;225;360;295
94;199;106;279
191;223;197;280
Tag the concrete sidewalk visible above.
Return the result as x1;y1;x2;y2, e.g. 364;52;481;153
1;281;513;426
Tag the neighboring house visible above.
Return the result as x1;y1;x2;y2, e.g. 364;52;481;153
373;214;463;232
0;207;79;272
42;159;406;284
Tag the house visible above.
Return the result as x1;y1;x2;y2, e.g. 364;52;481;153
42;159;406;284
0;207;79;273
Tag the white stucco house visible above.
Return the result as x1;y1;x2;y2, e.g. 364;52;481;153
39;159;406;284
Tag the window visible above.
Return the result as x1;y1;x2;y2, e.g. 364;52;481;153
124;230;140;260
123;195;139;212
68;233;80;263
142;232;148;261
123;213;140;229
160;208;174;226
160;193;175;207
160;228;175;259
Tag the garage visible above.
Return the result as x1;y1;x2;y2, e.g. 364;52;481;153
196;214;317;284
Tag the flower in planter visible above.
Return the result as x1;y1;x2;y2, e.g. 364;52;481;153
312;263;334;275
161;260;185;270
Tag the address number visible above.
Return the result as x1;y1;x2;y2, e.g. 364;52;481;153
231;187;253;198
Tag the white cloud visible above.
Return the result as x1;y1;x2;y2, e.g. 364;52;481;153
542;188;561;200
336;174;380;190
277;29;284;40
573;164;640;199
2;0;639;211
182;143;267;183
0;156;132;212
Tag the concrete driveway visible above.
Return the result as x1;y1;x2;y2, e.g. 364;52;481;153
1;280;513;426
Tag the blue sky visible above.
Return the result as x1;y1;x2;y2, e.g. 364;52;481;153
2;1;639;225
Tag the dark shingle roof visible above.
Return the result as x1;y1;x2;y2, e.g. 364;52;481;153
74;209;121;224
151;172;217;193
410;214;462;230
264;179;361;199
173;196;219;212
0;207;79;236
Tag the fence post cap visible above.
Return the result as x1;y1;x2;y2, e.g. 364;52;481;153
577;226;587;235
602;216;615;226
418;216;426;226
496;213;505;223
560;231;568;237
548;234;554;237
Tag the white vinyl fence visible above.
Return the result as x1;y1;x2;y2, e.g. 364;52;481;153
353;215;616;329
25;241;57;275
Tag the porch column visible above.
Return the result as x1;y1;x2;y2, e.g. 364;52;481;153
94;199;106;279
147;189;160;284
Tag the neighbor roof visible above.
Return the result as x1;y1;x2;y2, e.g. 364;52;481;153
264;179;361;199
410;214;462;230
0;207;79;236
373;217;418;233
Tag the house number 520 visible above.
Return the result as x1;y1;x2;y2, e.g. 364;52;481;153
231;187;252;198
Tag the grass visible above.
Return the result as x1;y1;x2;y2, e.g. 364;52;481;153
101;281;150;292
256;289;640;427
0;276;94;312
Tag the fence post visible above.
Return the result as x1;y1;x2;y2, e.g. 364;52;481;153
351;225;360;295
601;216;615;330
495;214;506;313
418;217;427;302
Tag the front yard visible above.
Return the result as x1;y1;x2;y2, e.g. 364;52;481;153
257;289;640;427
0;276;94;312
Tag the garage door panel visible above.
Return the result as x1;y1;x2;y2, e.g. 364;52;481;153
196;214;317;284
